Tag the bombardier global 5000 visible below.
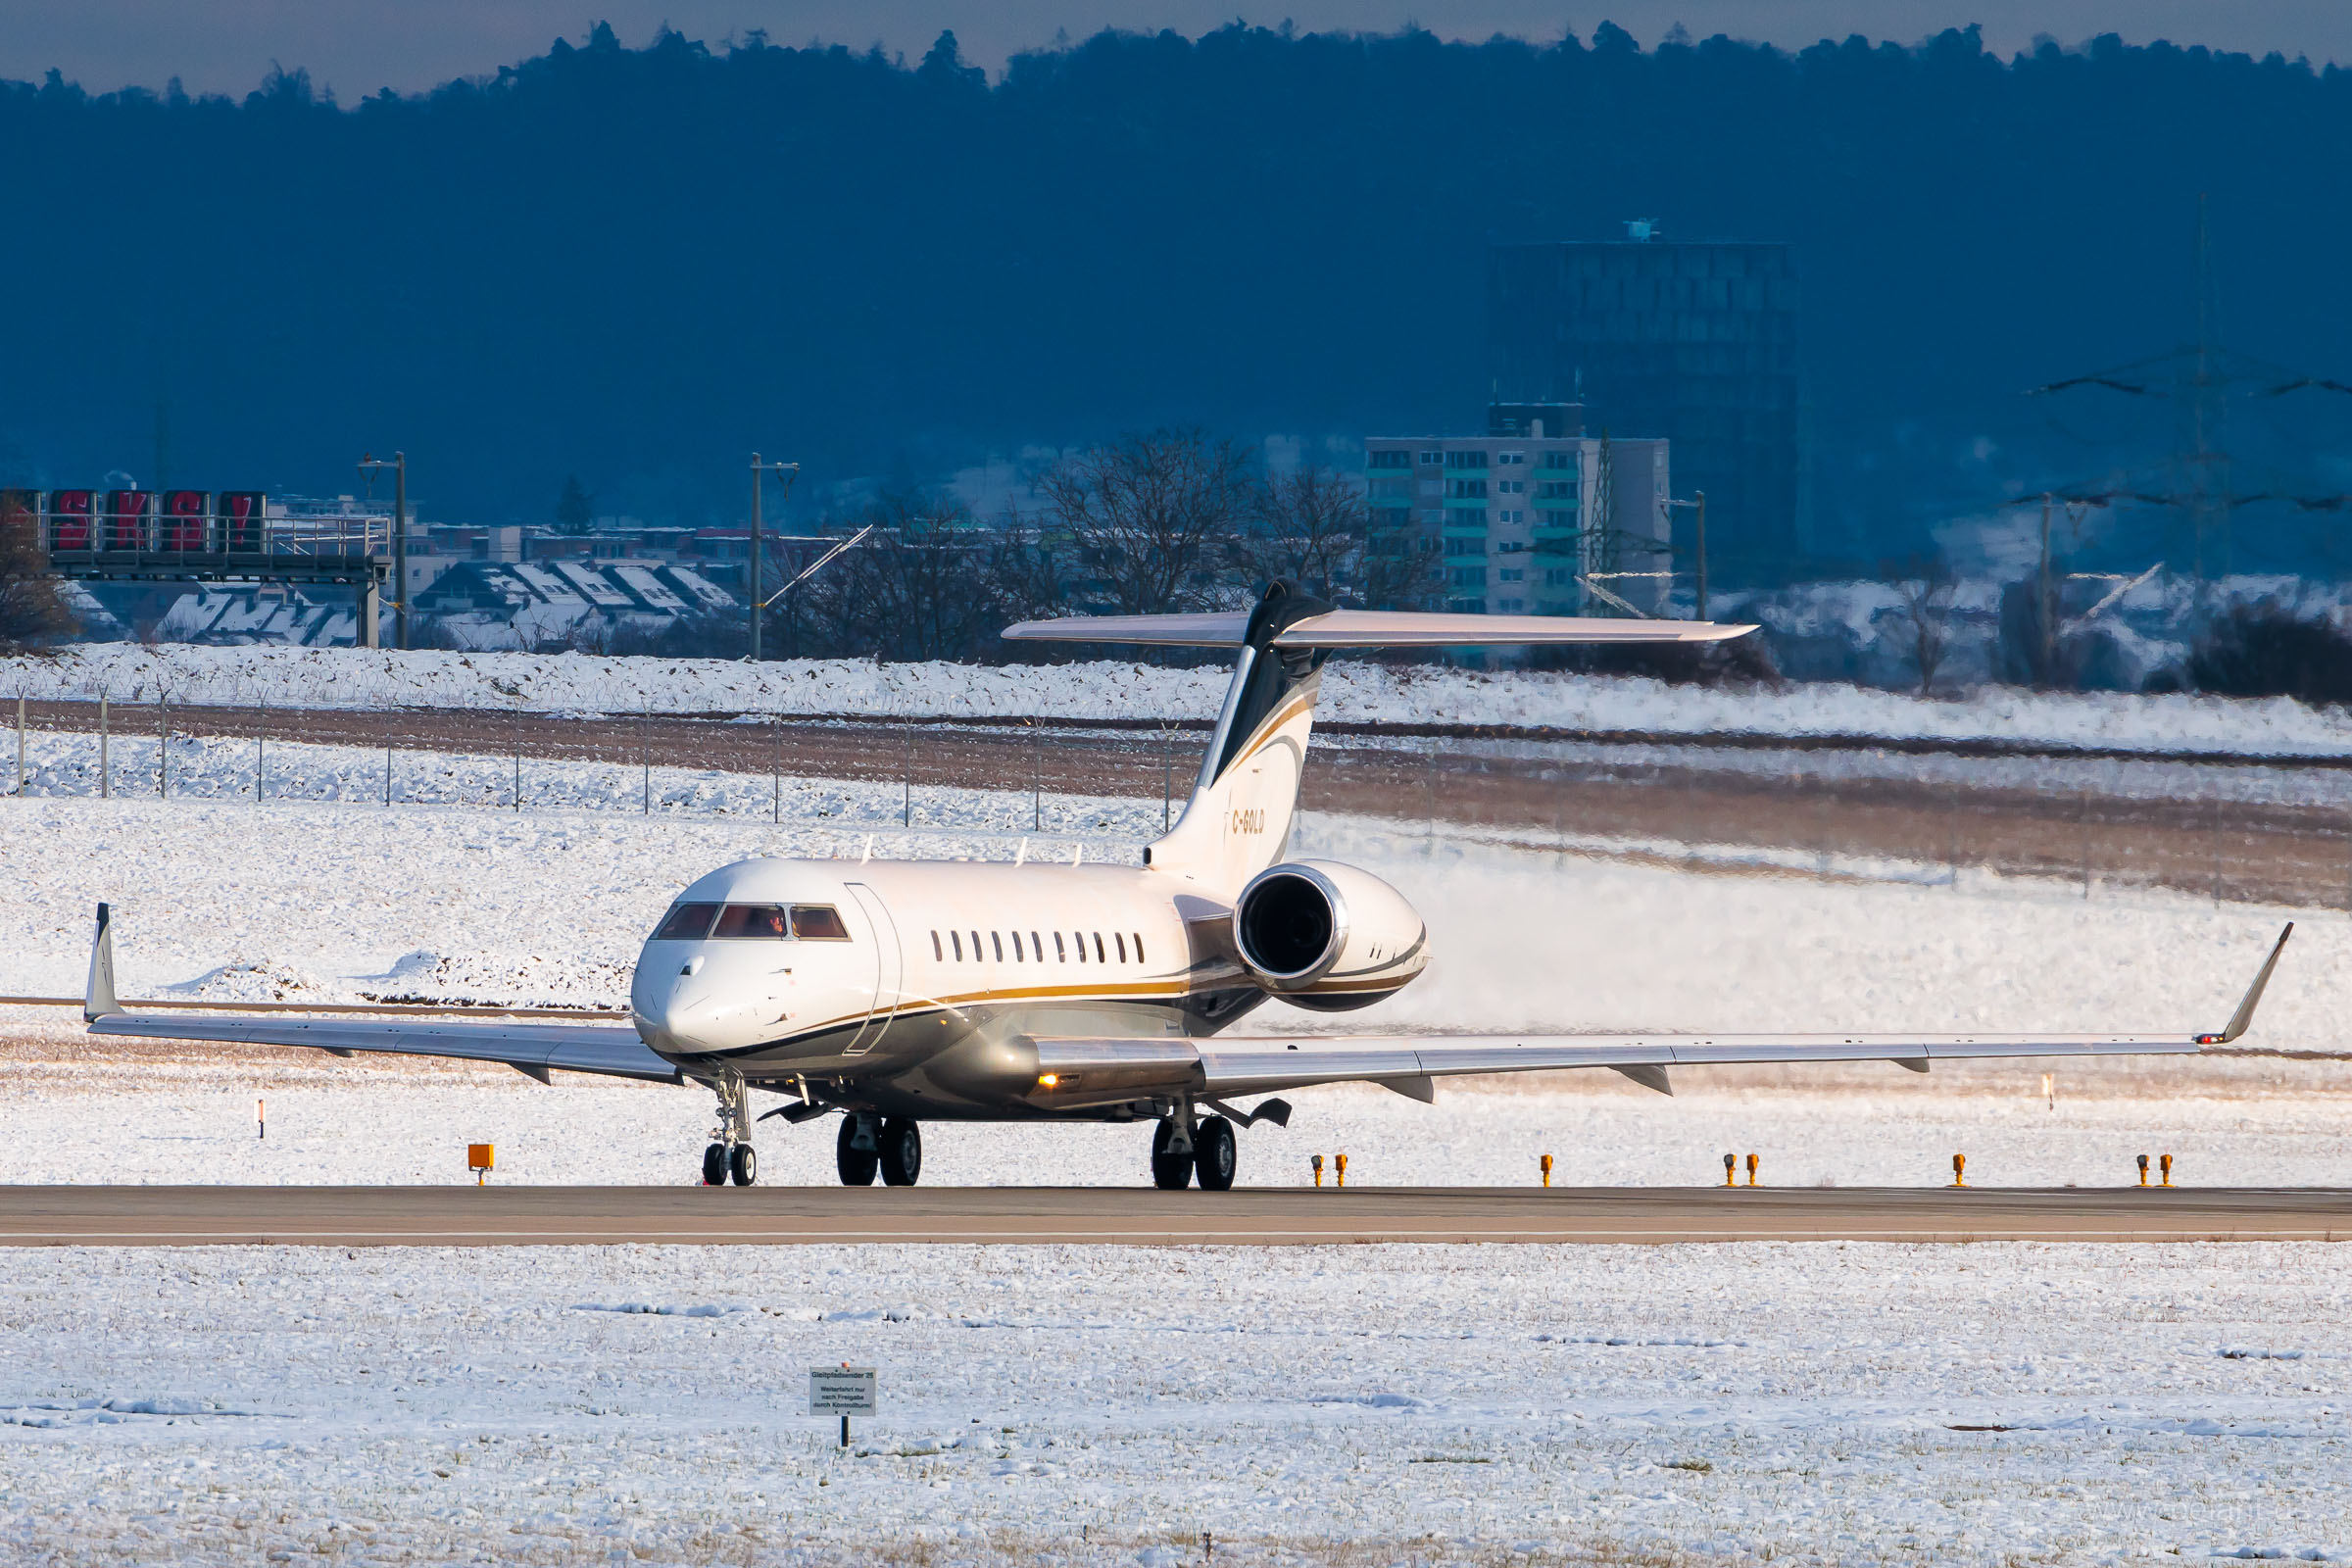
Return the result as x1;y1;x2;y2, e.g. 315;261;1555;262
82;582;2290;1189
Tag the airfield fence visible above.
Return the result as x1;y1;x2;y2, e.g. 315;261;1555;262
9;692;2352;914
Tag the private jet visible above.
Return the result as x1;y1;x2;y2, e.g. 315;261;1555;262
82;581;2292;1188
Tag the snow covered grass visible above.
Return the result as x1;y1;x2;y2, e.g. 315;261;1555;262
1;1240;2346;1565
13;641;2352;757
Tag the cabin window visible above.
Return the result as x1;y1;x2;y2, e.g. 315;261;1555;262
1115;933;1127;962
951;931;963;960
1073;930;1087;963
992;932;1004;961
970;930;982;960
790;906;851;941
654;903;720;940
1031;931;1043;960
931;931;943;960
1094;932;1105;963
1054;931;1066;960
1011;931;1024;960
711;904;792;940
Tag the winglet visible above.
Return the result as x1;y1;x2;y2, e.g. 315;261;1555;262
2201;922;2292;1045
84;902;121;1021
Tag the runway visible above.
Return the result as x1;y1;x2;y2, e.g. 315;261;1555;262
4;1184;2349;1246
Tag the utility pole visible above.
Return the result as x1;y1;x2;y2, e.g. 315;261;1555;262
748;454;801;662
357;451;407;650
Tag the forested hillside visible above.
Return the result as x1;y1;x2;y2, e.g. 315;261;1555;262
2;23;2347;576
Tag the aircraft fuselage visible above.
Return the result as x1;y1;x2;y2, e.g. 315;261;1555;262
629;855;1409;1119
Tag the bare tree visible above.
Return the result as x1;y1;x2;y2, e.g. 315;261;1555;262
0;492;73;650
1238;466;1369;604
1884;557;1958;695
795;492;1029;662
1032;430;1249;614
985;509;1072;636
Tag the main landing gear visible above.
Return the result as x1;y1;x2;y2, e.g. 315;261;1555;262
1151;1111;1236;1191
701;1072;758;1187
837;1113;923;1187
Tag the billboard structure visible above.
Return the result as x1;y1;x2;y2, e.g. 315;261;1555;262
24;487;390;647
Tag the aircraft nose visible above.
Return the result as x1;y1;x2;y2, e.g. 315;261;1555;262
631;960;715;1054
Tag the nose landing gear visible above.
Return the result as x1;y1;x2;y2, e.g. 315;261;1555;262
701;1071;757;1187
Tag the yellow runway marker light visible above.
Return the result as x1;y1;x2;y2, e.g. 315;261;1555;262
1745;1152;1759;1187
1310;1154;1323;1188
2136;1153;2150;1187
1335;1152;1348;1189
1951;1152;1967;1188
2161;1153;2174;1187
1540;1153;1552;1188
468;1144;495;1186
1723;1153;1736;1188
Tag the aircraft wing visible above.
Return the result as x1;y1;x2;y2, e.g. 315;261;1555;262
1028;924;2291;1105
77;904;680;1085
85;1011;679;1084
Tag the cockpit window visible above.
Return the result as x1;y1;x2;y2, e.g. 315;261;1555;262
792;905;852;941
711;904;793;940
654;903;720;940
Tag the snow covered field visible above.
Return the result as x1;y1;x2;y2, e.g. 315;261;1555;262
6;757;2351;1563
1;1240;2346;1565
1;782;2344;1190
13;641;2352;757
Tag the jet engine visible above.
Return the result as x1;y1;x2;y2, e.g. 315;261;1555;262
1231;860;1428;1011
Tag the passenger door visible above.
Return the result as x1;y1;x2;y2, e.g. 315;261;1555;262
842;882;903;1056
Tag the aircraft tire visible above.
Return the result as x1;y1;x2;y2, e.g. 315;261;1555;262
729;1144;758;1187
1150;1118;1193;1190
836;1115;880;1186
878;1118;923;1187
702;1143;728;1187
1193;1115;1237;1192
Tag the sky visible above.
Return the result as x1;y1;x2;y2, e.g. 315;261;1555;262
3;0;2344;99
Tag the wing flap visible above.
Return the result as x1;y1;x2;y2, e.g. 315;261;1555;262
88;1013;681;1085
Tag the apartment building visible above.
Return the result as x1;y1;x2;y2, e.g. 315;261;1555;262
1364;403;1671;615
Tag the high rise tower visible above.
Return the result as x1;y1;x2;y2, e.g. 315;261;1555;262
1488;234;1802;580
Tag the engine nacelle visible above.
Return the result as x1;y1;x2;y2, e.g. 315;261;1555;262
1232;860;1429;1012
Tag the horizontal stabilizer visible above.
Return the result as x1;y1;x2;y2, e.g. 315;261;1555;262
1004;609;1754;649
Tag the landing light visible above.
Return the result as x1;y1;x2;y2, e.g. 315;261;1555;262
1036;1073;1059;1088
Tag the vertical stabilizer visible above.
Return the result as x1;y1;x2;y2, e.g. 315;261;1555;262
85;902;121;1021
1145;581;1333;891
